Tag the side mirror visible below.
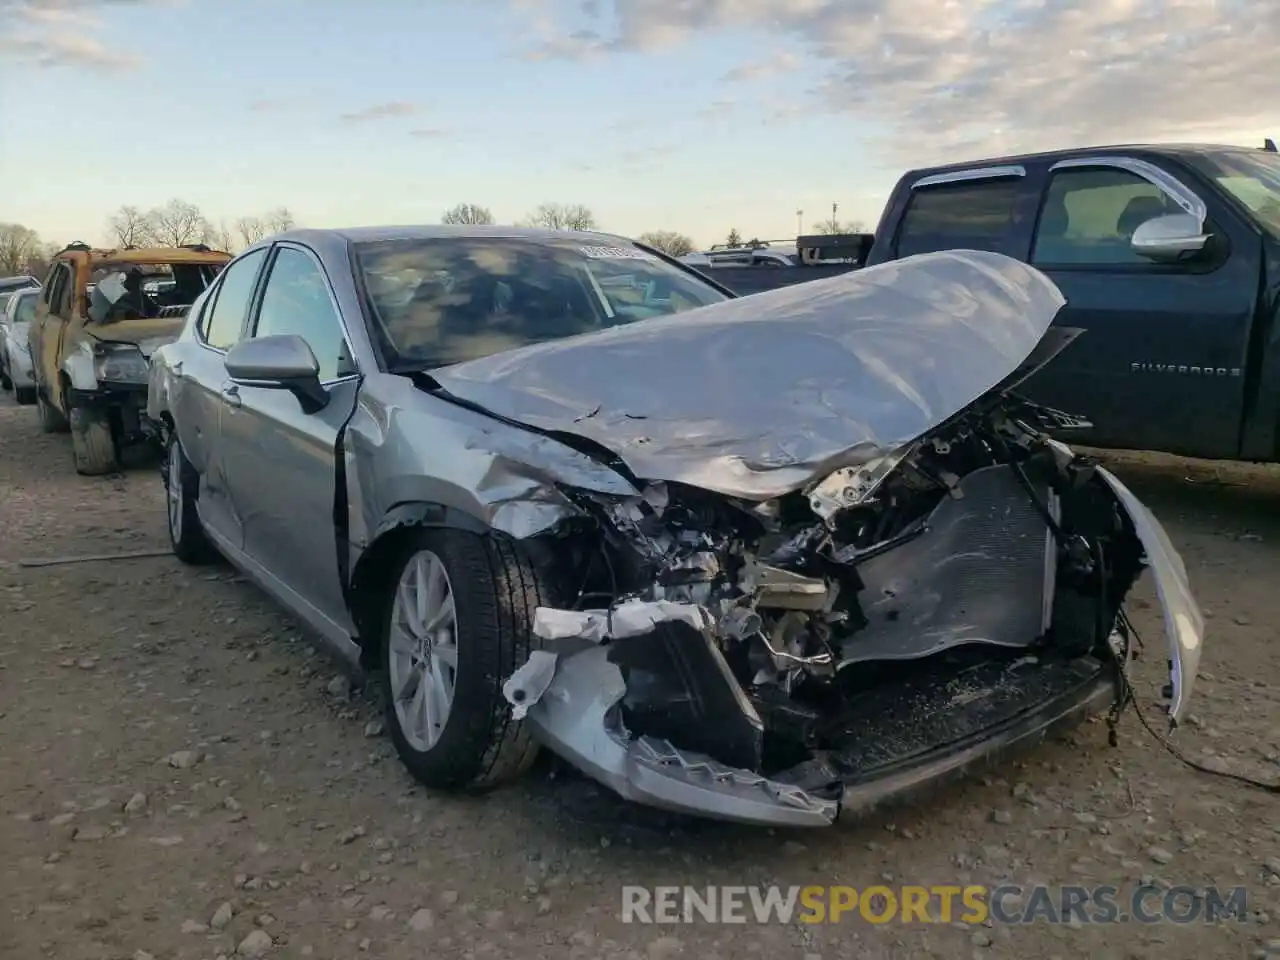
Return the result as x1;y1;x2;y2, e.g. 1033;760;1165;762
1131;213;1210;263
225;334;328;412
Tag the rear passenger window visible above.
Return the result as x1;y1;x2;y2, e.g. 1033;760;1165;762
896;179;1020;257
202;248;267;350
1031;168;1181;266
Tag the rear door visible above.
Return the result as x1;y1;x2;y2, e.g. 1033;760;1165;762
1018;157;1257;457
171;247;271;550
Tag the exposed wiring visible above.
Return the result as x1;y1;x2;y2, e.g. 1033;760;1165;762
1114;608;1279;794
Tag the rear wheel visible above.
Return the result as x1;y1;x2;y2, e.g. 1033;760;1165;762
14;386;35;406
69;406;119;476
165;433;217;565
380;529;550;792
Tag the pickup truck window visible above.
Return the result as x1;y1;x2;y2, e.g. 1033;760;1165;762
1188;150;1280;238
45;264;72;318
896;178;1018;257
1031;167;1179;266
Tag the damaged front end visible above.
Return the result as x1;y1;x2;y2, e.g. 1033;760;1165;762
503;399;1202;827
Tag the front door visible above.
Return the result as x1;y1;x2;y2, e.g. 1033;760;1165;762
34;262;73;404
1019;159;1258;458
218;243;361;635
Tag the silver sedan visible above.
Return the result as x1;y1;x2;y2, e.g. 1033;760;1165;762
0;286;41;405
146;226;1202;827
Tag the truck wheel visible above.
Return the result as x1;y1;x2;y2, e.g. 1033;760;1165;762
0;366;11;390
69;406;120;476
165;433;217;564
14;387;35;406
36;388;69;434
380;529;549;792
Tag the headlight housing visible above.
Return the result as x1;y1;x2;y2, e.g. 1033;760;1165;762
93;343;149;384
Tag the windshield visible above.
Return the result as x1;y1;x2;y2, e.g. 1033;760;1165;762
1190;150;1280;236
354;236;729;367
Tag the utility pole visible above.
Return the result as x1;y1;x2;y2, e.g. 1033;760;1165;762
796;209;803;235
832;201;838;231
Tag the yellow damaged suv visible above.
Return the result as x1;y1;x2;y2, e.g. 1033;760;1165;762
29;242;231;475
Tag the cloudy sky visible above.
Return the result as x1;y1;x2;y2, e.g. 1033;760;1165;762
1;0;1274;249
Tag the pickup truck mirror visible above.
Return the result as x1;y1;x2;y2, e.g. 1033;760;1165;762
225;334;328;412
1130;213;1210;263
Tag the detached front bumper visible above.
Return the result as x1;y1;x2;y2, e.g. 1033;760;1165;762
67;381;149;411
512;641;1117;828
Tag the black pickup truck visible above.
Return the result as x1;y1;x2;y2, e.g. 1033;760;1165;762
715;142;1280;464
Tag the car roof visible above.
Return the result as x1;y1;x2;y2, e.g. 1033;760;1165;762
269;224;635;246
56;246;233;266
904;141;1267;180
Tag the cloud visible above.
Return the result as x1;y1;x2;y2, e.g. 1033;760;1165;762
514;0;1280;163
0;0;156;73
720;51;799;84
408;127;451;139
338;101;422;123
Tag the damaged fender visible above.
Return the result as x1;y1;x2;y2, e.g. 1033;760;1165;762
342;374;639;543
1095;466;1204;723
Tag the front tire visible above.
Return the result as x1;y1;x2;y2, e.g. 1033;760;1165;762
69;406;120;476
380;529;550;792
14;386;35;406
165;433;217;565
36;387;68;433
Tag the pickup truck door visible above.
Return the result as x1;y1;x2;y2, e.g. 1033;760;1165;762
217;243;361;640
1018;157;1258;458
33;262;74;403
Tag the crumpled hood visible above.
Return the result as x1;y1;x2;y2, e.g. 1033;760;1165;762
428;249;1068;500
87;315;186;357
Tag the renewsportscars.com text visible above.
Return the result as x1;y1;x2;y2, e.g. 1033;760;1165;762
620;884;1248;925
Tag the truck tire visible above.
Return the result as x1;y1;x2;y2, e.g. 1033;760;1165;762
379;529;550;793
69;406;120;476
36;387;68;434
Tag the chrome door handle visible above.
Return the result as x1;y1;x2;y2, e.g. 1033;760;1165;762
221;383;242;408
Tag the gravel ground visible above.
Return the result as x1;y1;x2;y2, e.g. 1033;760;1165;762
1;394;1279;960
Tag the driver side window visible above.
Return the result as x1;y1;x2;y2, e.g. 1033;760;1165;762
253;247;355;382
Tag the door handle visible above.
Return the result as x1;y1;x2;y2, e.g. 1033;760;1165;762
221;382;242;408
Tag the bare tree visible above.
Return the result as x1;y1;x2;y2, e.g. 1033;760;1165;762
149;199;212;247
522;202;597;231
106;205;155;248
638;230;695;257
263;207;296;234
441;203;495;225
0;223;43;274
725;228;742;247
810;218;866;235
208;220;237;253
235;216;266;248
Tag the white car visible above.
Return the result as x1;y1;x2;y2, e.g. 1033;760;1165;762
0;285;40;405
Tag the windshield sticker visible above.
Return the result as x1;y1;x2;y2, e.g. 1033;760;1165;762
578;245;658;261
